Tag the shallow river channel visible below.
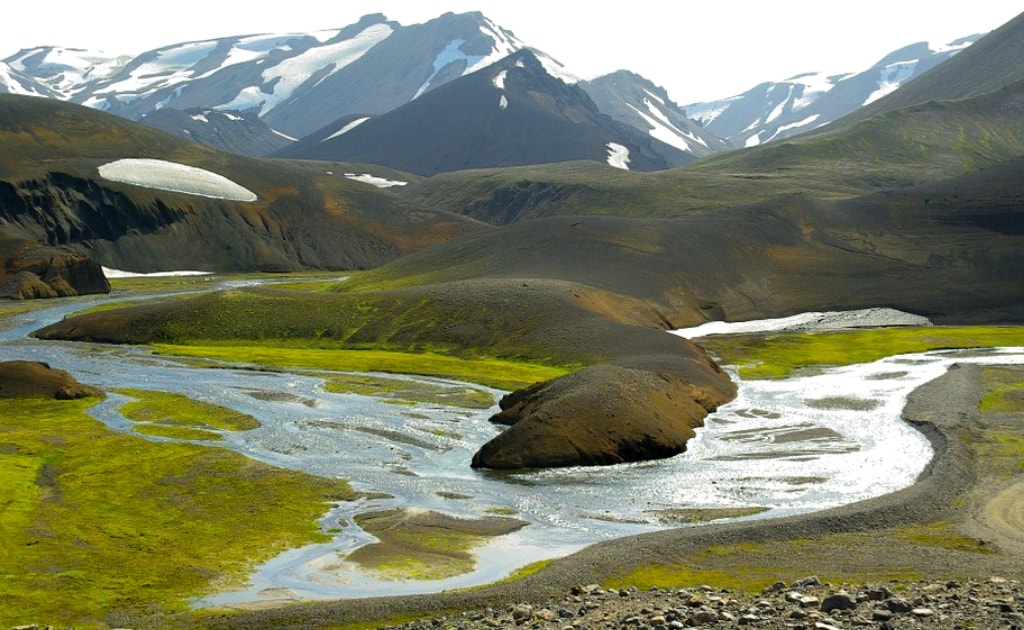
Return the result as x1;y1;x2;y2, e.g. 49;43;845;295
3;287;1023;605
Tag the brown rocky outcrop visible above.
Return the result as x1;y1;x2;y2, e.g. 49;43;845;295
471;363;732;470
0;360;103;399
0;237;110;299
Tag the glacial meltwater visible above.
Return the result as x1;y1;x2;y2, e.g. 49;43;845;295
3;291;1022;605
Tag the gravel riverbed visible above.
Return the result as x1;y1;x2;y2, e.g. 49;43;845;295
379;577;1024;629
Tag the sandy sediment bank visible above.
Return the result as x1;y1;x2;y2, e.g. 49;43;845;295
196;362;1024;630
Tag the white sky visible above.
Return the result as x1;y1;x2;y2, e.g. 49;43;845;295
2;2;1020;104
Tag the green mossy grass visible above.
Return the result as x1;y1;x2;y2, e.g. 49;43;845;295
346;509;524;581
699;326;1024;379
980;366;1024;414
0;397;358;628
132;423;224;441
153;342;569;391
116;388;261;432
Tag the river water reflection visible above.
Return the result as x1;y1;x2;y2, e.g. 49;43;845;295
2;292;1021;604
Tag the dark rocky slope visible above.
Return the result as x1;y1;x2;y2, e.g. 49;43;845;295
277;50;692;175
0;236;109;298
0;94;481;273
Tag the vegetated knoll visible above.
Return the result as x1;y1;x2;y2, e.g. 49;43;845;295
0;95;481;273
0;360;102;399
0;235;109;298
404;76;1024;225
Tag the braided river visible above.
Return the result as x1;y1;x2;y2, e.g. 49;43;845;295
3;284;1022;605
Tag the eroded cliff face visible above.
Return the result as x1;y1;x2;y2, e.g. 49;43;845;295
0;237;109;299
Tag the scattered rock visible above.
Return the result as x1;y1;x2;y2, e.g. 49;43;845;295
378;578;1024;630
821;592;858;612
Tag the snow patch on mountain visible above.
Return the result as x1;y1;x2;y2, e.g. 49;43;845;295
628;101;692;152
536;54;578;84
687;98;736;127
6;47;127;99
324;117;370;141
492;70;507;90
91;41;219;103
98;158;257;202
760;114;822;144
474;17;525;71
499;94;509;110
0;63;44;96
221;23;393;114
864;59;920;105
644;89;665;107
606;143;630;170
343;173;407;188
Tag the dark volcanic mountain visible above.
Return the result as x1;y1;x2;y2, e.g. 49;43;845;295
581;70;732;159
0;94;480;274
139;108;293;157
277;50;694;176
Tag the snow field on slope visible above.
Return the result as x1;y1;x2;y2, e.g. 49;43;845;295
606;142;630;170
98;158;257;202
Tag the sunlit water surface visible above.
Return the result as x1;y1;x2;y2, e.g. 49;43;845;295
3;293;1022;604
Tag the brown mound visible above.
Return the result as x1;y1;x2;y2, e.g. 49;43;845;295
0;360;103;400
472;365;729;469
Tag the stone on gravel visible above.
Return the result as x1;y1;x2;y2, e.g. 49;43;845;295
821;592;858;612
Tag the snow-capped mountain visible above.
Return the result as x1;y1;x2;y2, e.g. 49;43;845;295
3;46;129;100
686;36;981;147
277;50;695;175
581;71;733;159
1;12;552;143
0;61;53;97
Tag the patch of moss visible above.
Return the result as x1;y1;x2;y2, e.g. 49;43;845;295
0;397;357;628
153;343;569;391
346;509;527;581
895;521;995;554
700;326;1024;379
980;366;1024;414
976;431;1024;476
132;423;224;441
116;388;260;432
